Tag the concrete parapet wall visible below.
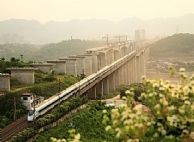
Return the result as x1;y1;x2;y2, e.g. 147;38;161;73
7;68;37;85
0;73;10;91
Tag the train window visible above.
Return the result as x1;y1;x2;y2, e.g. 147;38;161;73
28;110;34;115
23;97;28;100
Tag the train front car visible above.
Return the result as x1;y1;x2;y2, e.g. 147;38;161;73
27;109;36;121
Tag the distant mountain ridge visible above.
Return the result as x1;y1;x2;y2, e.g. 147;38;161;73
0;14;194;43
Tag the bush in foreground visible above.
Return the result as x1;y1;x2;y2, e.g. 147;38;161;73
52;68;194;142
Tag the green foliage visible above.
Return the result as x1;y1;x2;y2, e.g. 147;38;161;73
8;96;88;142
150;33;194;59
0;92;27;128
43;74;57;82
35;97;88;129
120;83;147;101
77;73;86;81
10;77;22;87
9;128;35;142
34;101;114;142
0;40;105;62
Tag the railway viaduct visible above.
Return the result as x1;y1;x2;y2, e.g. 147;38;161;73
0;30;155;141
0;31;152;99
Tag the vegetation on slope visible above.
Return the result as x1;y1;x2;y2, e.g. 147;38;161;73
33;101;114;142
46;69;194;142
0;58;81;128
150;33;194;59
0;39;105;62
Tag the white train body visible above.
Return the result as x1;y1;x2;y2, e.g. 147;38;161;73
27;51;136;121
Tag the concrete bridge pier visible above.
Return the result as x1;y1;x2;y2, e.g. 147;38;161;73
47;60;66;74
68;55;85;76
126;60;131;85
109;72;115;92
91;53;98;73
114;69;120;87
103;77;109;95
123;63;128;85
114;50;120;61
59;58;77;76
118;66;124;86
134;56;138;83
96;80;103;97
97;52;106;70
7;68;38;85
84;54;92;76
0;73;10;92
136;55;140;82
87;86;96;99
106;49;114;65
129;59;132;84
130;59;134;84
144;47;150;76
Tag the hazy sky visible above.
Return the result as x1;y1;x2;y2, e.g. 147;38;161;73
0;0;194;24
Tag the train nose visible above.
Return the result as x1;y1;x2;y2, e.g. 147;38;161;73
27;116;34;121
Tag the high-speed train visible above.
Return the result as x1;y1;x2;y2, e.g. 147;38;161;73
27;50;136;121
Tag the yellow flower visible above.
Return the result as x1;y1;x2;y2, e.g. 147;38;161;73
105;125;111;131
179;68;185;72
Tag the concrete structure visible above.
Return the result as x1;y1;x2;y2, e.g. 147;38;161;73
46;60;66;74
59;58;77;76
31;63;54;73
85;43;150;99
0;73;10;92
0;30;154;102
68;55;85;76
7;68;38;85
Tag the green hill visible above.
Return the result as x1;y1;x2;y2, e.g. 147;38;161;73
0;39;105;62
150;33;194;60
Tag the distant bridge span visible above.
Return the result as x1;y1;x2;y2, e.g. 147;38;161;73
64;40;152;99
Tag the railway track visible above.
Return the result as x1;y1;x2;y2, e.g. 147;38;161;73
0;116;33;142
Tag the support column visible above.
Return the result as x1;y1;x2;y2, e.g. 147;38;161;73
123;63;127;85
136;55;140;82
96;81;103;97
115;69;120;87
68;55;85;76
127;60;131;85
0;73;10;92
59;58;77;76
84;54;92;76
109;73;115;92
91;53;98;73
47;60;66;74
87;86;96;99
134;56;137;83
103;77;109;95
97;52;106;70
7;68;38;85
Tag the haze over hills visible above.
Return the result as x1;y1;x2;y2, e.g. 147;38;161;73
0;14;194;44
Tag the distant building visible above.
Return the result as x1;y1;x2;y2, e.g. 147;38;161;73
0;33;24;44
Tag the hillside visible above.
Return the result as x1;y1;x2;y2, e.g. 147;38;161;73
0;39;105;62
149;33;194;61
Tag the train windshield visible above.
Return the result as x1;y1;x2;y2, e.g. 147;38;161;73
28;110;34;116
